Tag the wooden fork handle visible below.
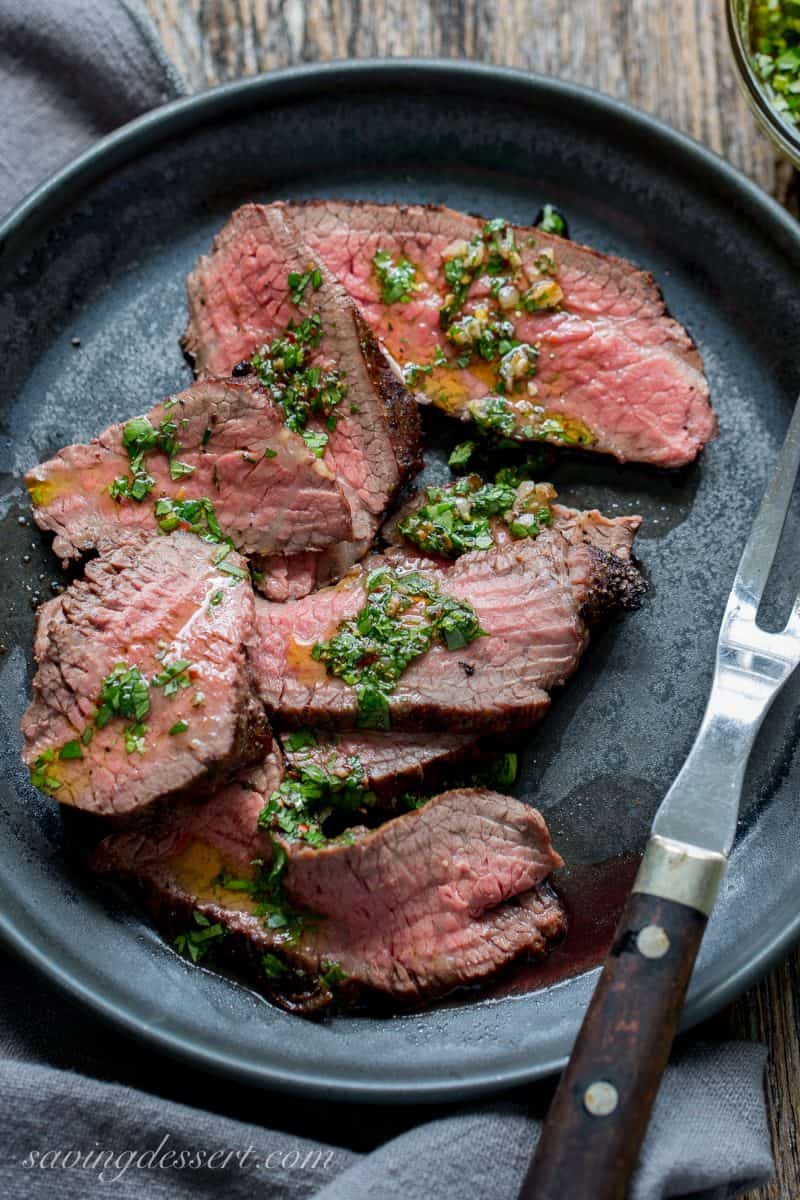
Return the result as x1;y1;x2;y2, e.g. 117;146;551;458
520;835;726;1200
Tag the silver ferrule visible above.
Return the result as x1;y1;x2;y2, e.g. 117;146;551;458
633;834;727;917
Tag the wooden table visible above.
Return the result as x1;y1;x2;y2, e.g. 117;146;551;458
143;2;800;1194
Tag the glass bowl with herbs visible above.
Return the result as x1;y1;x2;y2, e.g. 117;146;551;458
728;0;800;167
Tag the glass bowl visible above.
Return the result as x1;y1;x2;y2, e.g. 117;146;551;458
727;0;800;169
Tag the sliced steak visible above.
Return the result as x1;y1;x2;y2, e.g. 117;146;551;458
93;784;566;1009
250;524;644;733
283;729;481;802
285;199;715;468
21;533;269;816
184;205;423;594
26;378;353;566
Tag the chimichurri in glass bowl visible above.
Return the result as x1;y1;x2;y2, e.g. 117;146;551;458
728;0;800;167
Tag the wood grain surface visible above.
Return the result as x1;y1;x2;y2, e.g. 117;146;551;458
142;2;800;1195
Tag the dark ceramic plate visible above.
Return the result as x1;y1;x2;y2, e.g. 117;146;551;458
2;61;800;1103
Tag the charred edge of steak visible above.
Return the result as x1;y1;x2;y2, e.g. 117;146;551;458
353;308;424;486
114;872;566;1016
581;548;647;625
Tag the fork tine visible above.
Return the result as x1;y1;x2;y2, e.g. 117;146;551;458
731;396;800;613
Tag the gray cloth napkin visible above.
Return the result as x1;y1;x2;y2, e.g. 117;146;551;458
0;1;776;1196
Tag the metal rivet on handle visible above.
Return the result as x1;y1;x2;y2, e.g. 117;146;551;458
583;1081;619;1117
636;924;671;959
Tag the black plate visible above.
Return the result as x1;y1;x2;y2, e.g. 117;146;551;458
2;61;800;1103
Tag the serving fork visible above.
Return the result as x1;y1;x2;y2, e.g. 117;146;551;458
522;397;800;1199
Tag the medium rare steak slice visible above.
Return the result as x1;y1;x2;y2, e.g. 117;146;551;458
26;378;353;567
21;533;269;816
184;205;422;590
285;199;715;468
250;524;644;733
93;783;566;1010
283;728;481;803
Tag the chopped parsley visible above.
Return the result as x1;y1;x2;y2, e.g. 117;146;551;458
216;558;249;580
311;568;484;729
439;219;520;326
300;429;329;458
30;750;62;796
154;496;225;542
373;249;418;304
174;912;227;963
109;415;194;503
320;960;348;989
484;751;518;788
470;396;517;437
534;204;568;237
262;952;291;979
403;360;434;387
448;440;475;469
288;265;322;305
260;743;376;847
151;657;192;697
397;473;554;559
218;847;309;941
95;663;150;728
250;312;346;447
124;723;147;755
263;446;278;458
398;478;507;558
58;740;84;760
446;311;518;362
169;720;189;736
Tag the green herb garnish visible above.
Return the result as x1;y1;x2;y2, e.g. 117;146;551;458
373;249;418;304
95;663;150;728
288;265;323;305
470;396;517;437
30;750;62;795
169;720;189;736
58;740;84;761
300;429;329;458
262;952;291;979
250;313;346;445
403;361;434;387
109;416;194;503
448;441;475;469
535;204;568;236
260;746;376;847
154;496;226;542
311;568;484;729
174;912;227;963
398;473;555;558
151;657;192;697
320;960;348;988
220;848;310;941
